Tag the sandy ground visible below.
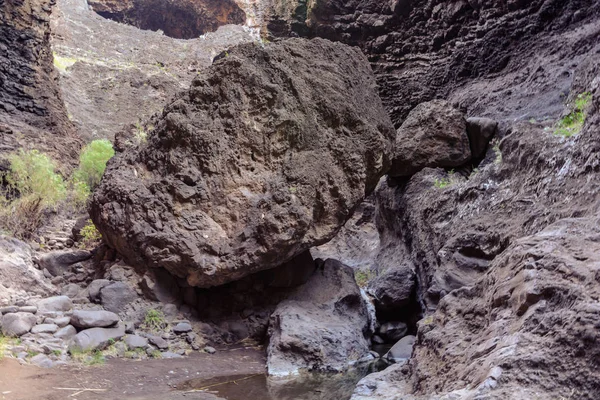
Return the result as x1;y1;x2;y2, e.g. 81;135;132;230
0;347;266;400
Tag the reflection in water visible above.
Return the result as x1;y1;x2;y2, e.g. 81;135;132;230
178;362;387;400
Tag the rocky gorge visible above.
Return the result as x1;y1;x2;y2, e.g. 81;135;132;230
1;0;600;399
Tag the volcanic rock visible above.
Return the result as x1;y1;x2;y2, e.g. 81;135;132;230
90;38;395;288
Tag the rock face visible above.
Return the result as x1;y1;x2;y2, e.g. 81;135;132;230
0;0;82;167
389;100;471;177
267;259;371;375
90;38;395;288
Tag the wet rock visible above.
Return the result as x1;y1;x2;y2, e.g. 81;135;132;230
69;325;126;352
466;117;497;159
54;325;77;340
385;335;415;364
37;296;73;313
87;279;110;303
378;322;407;343
71;310;120;328
1;312;37;337
389;100;471;177
125;335;148;349
99;282;137;313
31;324;59;334
37;250;91;277
267;259;371;375
90;38;395;288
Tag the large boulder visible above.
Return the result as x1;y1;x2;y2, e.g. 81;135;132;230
90;37;394;288
367;265;415;313
389;100;471;177
267;259;371;375
70;310;120;329
1;312;37;337
69;325;126;352
37;250;92;277
99;282;138;313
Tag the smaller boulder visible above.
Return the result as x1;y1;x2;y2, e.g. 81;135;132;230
466;117;497;159
1;312;37;337
385;335;415;364
69;325;126;352
148;335;169;350
173;322;192;334
54;325;77;340
87;279;110;303
29;353;54;368
125;335;148;349
0;306;19;315
31;324;59;334
61;283;82;299
368;266;416;313
99;282;137;313
37;296;73;313
389;100;471;177
71;310;120;329
379;321;408;342
18;306;37;314
38;250;91;277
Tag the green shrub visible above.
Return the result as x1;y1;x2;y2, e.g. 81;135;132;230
554;92;592;137
79;219;102;248
143;309;166;332
5;149;66;207
72;139;114;190
354;269;376;288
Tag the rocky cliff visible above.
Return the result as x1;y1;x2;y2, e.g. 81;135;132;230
0;0;82;167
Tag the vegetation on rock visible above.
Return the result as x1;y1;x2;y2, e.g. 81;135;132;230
554;92;592;137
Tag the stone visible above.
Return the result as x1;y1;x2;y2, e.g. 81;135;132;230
47;316;71;328
90;38;395;288
173;322;192;334
161;351;183;359
1;312;37;337
37;296;73;313
367;266;416;314
37;250;92;277
99;282;138;314
71;310;120;329
125;335;148;349
29;353;54;368
31;324;59;334
385;335;415;364
69;325;126;352
54;325;77;340
18;306;37;314
378;322;408;343
61;283;82;299
466;117;497;159
388;100;471;177
148;335;169;350
203;346;216;354
0;306;19;315
87;279;111;303
267;259;371;375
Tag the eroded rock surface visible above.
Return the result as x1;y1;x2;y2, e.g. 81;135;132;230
267;259;371;374
91;37;395;287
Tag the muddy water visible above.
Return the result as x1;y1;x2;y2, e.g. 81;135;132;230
178;363;387;400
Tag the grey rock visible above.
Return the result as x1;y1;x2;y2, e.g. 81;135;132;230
385;335;415;363
99;282;137;314
1;312;37;337
60;283;81;299
54;325;77;340
31;324;59;334
37;250;91;277
173;322;192;334
466;117;498;159
368;266;416;314
124;321;135;334
161;351;183;359
69;325;126;352
389;100;471;177
139;268;181;304
379;321;408;343
90;38;395;288
203;346;216;354
29;353;54;368
267;259;371;374
37;296;73;313
18;306;37;314
87;279;111;303
71;310;120;328
0;306;19;314
47;316;71;328
124;335;148;349
148;335;169;350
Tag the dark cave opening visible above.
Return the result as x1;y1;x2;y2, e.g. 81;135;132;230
90;0;246;39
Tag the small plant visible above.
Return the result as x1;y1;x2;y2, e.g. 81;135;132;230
149;349;162;359
70;348;105;365
79;219;102;248
554;92;592;137
134;122;148;145
354;269;376;288
72;139;115;190
0;334;9;360
51;349;62;356
492;141;502;165
434;177;451;189
52;52;77;73
143;309;166;332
